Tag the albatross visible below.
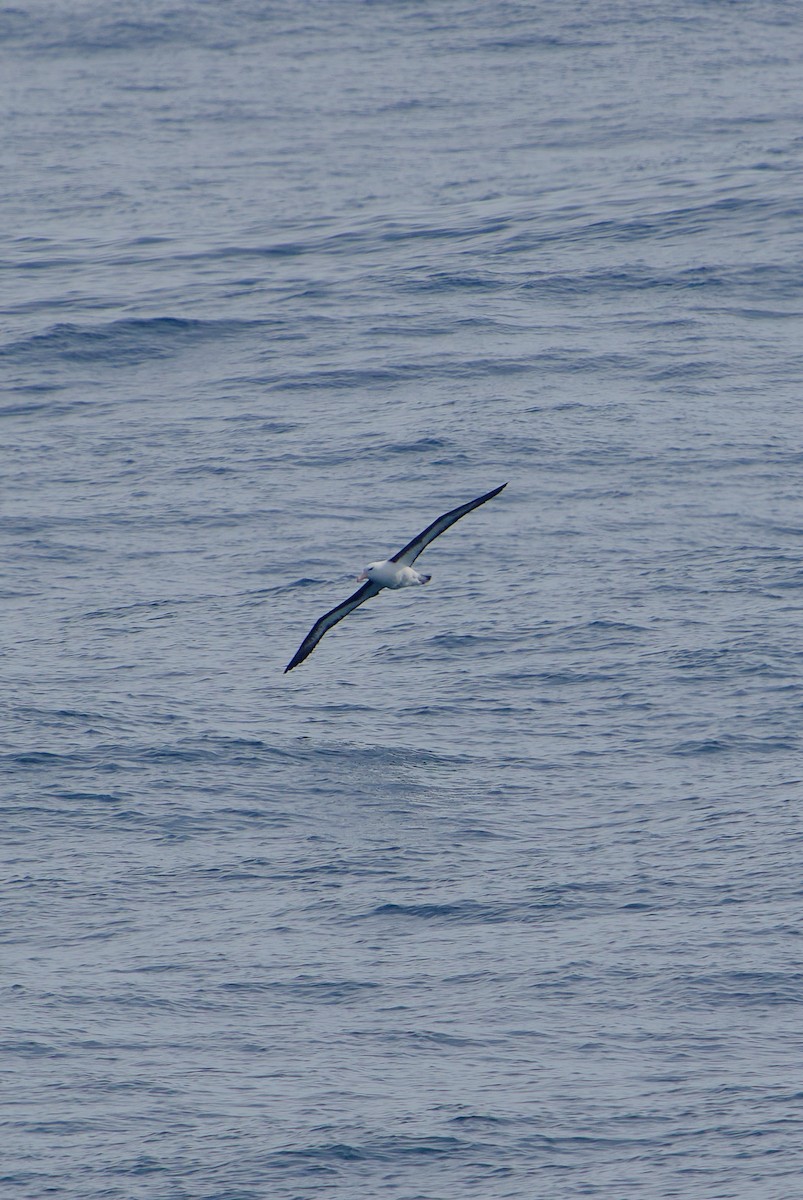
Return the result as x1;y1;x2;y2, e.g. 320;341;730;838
284;482;507;672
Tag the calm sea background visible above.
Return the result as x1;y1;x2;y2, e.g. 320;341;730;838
3;2;803;1197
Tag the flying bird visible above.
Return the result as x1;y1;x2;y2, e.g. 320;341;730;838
284;482;508;672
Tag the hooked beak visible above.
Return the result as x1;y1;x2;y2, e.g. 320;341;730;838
356;571;368;581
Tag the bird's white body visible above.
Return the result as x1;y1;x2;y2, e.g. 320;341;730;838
358;560;430;589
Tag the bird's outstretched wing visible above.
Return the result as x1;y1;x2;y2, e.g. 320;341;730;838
284;580;382;673
391;483;507;567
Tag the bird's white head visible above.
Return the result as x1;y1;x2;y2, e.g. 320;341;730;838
357;561;382;582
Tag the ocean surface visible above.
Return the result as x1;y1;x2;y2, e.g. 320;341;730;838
3;2;803;1197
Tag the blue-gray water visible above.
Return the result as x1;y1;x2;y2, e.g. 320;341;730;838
3;3;803;1197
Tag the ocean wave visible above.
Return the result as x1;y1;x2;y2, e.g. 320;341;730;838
0;316;267;367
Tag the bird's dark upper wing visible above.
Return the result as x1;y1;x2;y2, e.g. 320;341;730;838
390;483;507;567
284;580;382;673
